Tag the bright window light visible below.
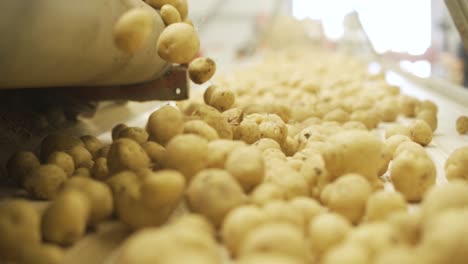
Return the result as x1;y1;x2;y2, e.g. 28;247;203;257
292;0;431;55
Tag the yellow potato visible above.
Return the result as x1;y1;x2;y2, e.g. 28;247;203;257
320;173;372;224
157;23;199;64
6;151;40;184
225;146;265;192
409;119;432;146
420;180;468;222
308;212;351;256
146;105;184;145
250;182;285;206
186;169;246;226
107;138;151;173
456;115;468;134
23;164;68;200
189;57;217;84
140;170;186;209
141;141;166;169
41;190;90;246
390;150;436;202
183;119;219;141
116;127;149;144
160;4;181;25
192;104;233;139
46;151;75;176
113;8;153;53
40;133;84;161
80;135;103;158
91;157;109;180
445;147;468;181
322;243;370;264
416;109;437;132
364;190;407;222
164;134;209;180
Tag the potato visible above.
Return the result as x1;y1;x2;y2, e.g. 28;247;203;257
350;109;380;129
119;224;219;264
40;133;84;161
23;164;68;200
385;124;410;139
205;85;236;112
189;57;217;84
146;0;188;19
323;108;349;123
108;171;174;229
289;197;326;230
239;113;288;145
384;134;411;158
223;107;244;126
237;254;304;264
342;121;367;130
253;138;282;152
112;123;128;141
67;145;94;169
96;145;111;159
419;208;468;264
399;95;420;117
42;190;90;245
243;103;291;123
146;105;184;145
206;139;245;168
415;99;438;114
377;98;399;122
62;177;114;224
375;246;420;264
320;174;372;224
116;127;149;144
0;200;41;261
456;115;468;134
73;167;91;178
164;134;209;180
107;138;151;173
221;205;266;256
16;244;65;264
266;165;309;199
113;8;153;53
91;156;109;180
390;150;436;202
238;222;308;262
364;190;407;222
169;213;215;239
192;104;233;139
420;180;468;222
141;141;166;169
387;210;421;246
416;109;437;132
393;140;426;158
160;4;181;25
6;151;40;184
47;151;75;176
322;130;385;184
140;170;186;209
183;119;219;141
80;135;103;158
186;169;246;226
322;243;370;264
250;182;285;206
409;119;432;146
308;212;351;256
157;23;199;64
345;222;401;258
262;200;304;229
445;147;468;181
225;146;265;192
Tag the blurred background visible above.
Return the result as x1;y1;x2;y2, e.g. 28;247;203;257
189;0;466;87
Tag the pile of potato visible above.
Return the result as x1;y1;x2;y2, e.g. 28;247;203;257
2;35;468;264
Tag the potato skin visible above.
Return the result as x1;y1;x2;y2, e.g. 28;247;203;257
47;151;75;176
41;190;90;246
160;4;181;25
0;200;41;261
6;151;40;184
23;164;68;200
157;23;199;64
189;57;216;84
146;105;184;145
456;116;468;134
107;138;151;173
390;151;436;202
186;169;246;226
225;146;265;192
445;147;468;181
164;134;209;180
